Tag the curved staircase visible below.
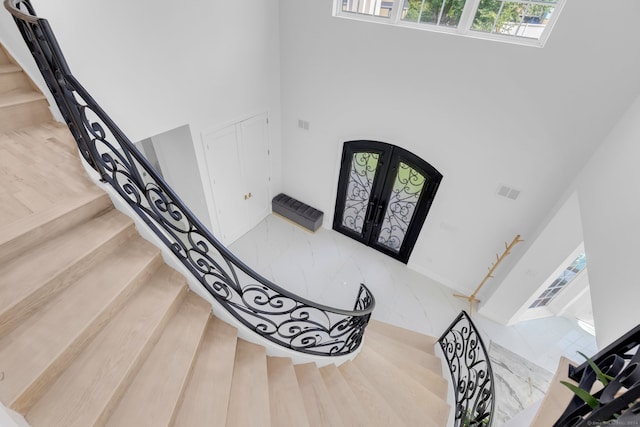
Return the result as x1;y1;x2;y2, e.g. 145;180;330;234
0;44;451;427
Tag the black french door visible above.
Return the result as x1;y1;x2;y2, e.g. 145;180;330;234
333;140;442;264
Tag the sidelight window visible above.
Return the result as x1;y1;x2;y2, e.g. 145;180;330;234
529;252;587;309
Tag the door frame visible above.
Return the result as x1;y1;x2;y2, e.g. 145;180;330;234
199;112;272;245
333;140;442;263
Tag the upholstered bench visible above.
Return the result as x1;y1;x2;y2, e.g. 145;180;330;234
272;193;323;232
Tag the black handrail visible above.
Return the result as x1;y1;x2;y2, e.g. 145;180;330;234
4;0;375;357
554;323;640;426
438;310;495;427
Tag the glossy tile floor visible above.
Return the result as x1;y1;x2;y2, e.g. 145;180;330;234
229;214;598;374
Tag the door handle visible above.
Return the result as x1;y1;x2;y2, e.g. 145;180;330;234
364;200;376;224
373;203;385;227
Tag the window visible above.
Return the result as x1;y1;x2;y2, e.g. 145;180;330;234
334;0;565;47
529;252;586;309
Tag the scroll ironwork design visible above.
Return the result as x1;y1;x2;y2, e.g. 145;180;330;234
554;324;640;426
377;162;426;252
438;310;495;427
342;152;379;235
5;0;375;357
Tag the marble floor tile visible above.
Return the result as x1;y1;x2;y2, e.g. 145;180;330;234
489;342;553;425
230;214;597;378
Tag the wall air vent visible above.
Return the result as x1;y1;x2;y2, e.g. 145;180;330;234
496;184;520;200
297;119;310;130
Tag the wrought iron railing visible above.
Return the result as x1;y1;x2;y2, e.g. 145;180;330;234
438;310;495;427
4;0;375;357
554;323;640;426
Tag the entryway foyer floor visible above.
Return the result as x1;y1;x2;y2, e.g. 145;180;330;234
229;214;598;374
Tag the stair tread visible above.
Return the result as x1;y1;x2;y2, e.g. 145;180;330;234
353;346;450;427
267;357;310;427
338;361;406;427
0;63;30;93
364;333;448;399
319;364;370;427
365;328;444;374
105;292;211;427
367;319;437;353
0;236;161;413
25;265;187;427
173;317;238;427
0;190;110;265
0;209;134;337
295;363;344;427
0;89;46;108
0;92;51;132
226;339;270;427
0;124;95;212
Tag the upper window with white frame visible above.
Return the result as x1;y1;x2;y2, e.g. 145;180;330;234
334;0;565;47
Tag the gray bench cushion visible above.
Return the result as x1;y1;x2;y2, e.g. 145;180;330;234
272;193;323;232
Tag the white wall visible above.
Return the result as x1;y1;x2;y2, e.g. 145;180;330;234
278;0;640;294
1;0;283;233
150;125;212;231
575;93;640;348
0;402;29;427
483;92;640;347
479;192;584;324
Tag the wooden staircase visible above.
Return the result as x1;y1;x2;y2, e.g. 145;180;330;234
0;44;452;427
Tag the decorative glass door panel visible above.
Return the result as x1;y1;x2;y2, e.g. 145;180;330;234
333;141;442;263
342;152;380;236
376;162;427;253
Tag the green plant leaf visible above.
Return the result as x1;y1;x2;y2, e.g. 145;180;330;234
560;381;599;409
577;351;615;386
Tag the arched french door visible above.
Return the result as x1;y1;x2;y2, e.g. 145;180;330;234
333;140;442;264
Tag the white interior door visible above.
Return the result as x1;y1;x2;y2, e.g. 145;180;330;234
202;113;271;244
203;124;248;243
239;113;270;228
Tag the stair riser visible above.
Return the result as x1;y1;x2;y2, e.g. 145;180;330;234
364;331;448;398
9;253;164;414
0;100;52;133
104;294;211;427
227;341;270;427
90;285;188;427
367;320;437;354
295;363;346;427
0;193;112;266
366;329;442;373
319;365;370;427
0;71;31;92
165;325;208;427
338;362;405;427
354;348;450;427
267;357;311;427
0;222;136;338
0;51;9;65
172;318;238;427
